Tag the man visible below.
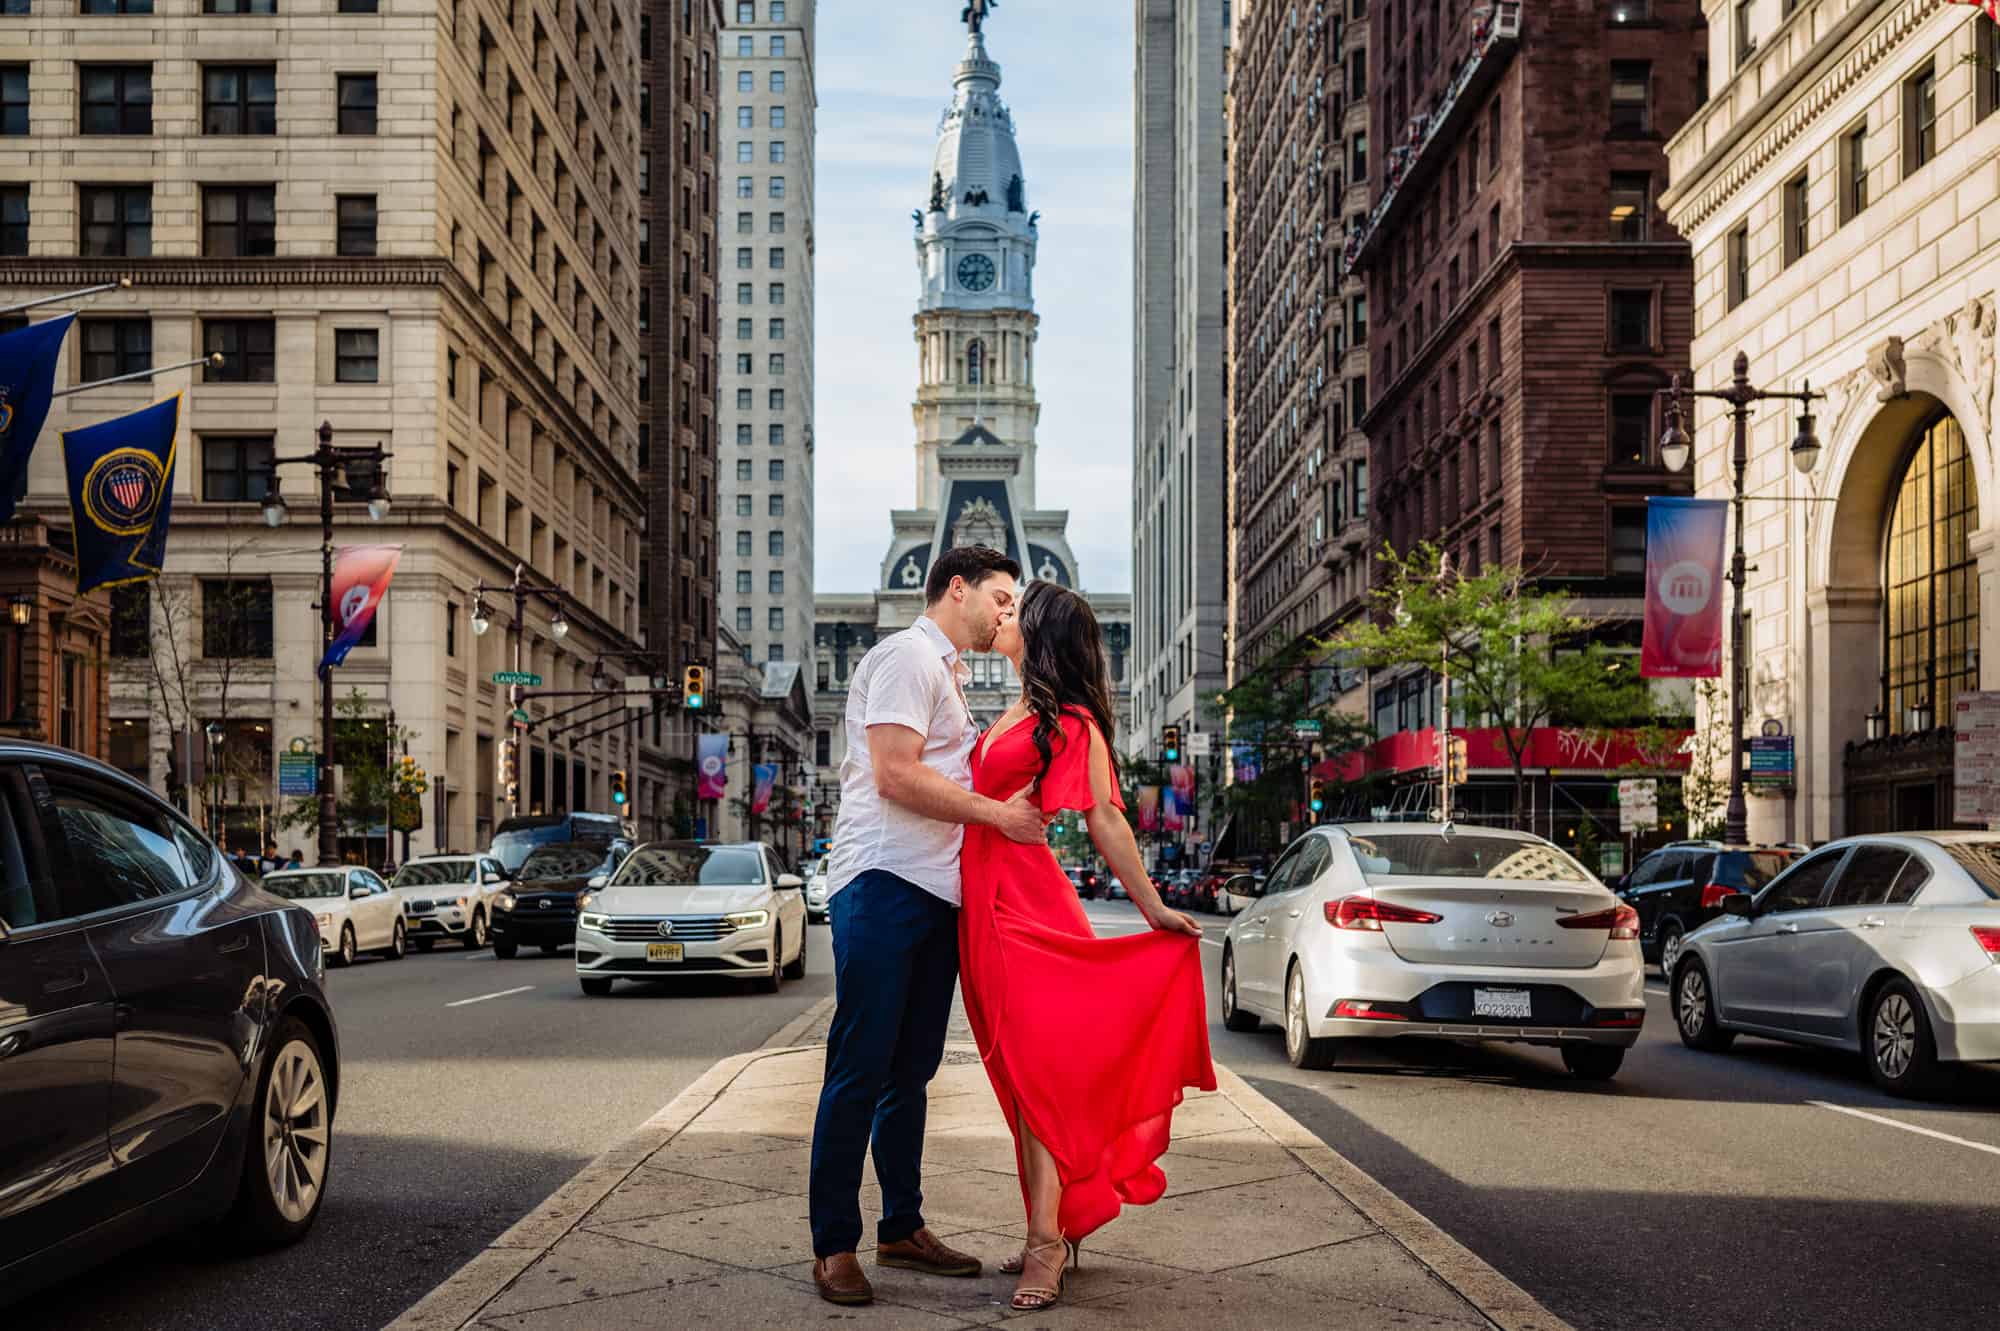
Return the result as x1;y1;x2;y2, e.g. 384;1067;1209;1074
808;546;1048;1307
260;842;282;875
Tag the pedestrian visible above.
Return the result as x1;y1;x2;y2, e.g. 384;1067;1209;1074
806;546;1047;1307
261;841;282;875
286;848;304;868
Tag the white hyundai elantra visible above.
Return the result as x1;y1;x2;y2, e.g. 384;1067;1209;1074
574;841;807;996
1220;824;1645;1079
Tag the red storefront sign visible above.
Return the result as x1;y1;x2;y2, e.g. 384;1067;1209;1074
1318;725;1691;782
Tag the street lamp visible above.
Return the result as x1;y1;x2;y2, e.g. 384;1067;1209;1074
1658;352;1823;846
261;420;393;866
1865;705;1887;743
8;595;33;627
204;720;224;841
470;598;492;636
467;563;571;817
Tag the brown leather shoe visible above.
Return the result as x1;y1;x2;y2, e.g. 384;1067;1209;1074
875;1227;983;1277
814;1252;874;1305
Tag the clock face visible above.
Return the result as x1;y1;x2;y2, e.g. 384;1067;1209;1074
956;253;996;292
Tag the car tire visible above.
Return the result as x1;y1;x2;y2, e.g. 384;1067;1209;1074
414;937;436;953
227;1014;332;1249
758;928;784;994
579;977;614;997
332;925;356;968
381;920;406;960
1673;958;1735;1052
468;911;489;950
1865;978;1946;1097
1657;926;1684;986
782;928;807;980
1283;961;1339;1070
539;943;560;956
1561;1045;1625;1081
493;939;519;959
1221;948;1260;1032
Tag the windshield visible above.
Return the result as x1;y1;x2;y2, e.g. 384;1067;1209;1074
615;846;766;887
518;846;611;881
393;861;477;888
1348;833;1593;883
1714;851;1792;891
1937;841;2000;898
265;872;347;900
490;825;571;871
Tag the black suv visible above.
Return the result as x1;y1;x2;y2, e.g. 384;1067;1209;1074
1618;843;1795;980
490;841;629;958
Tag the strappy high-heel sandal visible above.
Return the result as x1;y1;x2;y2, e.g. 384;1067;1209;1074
1001;1238;1080;1275
1010;1237;1074;1311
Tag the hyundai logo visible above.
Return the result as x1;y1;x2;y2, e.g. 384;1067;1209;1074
656;919;676;938
1486;910;1515;928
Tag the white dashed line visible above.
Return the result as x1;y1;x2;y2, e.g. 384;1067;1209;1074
1808;1100;2000;1158
445;985;534;1008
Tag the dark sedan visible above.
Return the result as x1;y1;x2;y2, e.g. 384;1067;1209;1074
490;841;629;958
0;742;339;1308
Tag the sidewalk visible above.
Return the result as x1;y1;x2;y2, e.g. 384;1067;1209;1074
390;999;1572;1331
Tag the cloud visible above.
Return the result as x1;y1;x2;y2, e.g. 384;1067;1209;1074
811;0;1134;596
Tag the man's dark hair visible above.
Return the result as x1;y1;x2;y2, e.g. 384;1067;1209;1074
925;545;1021;604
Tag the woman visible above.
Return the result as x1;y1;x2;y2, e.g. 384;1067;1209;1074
958;580;1216;1311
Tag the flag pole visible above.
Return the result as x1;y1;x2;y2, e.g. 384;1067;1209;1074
52;353;223;398
0;278;133;319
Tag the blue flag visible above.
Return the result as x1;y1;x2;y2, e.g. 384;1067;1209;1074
61;395;181;594
0;314;76;524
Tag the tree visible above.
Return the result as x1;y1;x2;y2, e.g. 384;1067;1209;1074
1209;640;1374;853
1326;543;1649;819
277;688;417;856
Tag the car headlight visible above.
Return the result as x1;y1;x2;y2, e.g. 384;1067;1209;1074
575;892;596;913
724;909;770;929
494;891;516;912
315;912;332;927
579;911;609;930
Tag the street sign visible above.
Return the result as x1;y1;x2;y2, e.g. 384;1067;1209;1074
510;708;533;724
1185;731;1213;757
278;753;318;797
1748;736;1795;792
623;674;652;711
1617;778;1658;833
491;671;543;687
1955;692;2000;823
1292;718;1323;739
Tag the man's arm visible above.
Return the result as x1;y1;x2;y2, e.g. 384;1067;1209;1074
867;724;1046;845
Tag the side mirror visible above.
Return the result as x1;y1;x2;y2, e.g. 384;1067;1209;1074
776;873;804;890
1721;892;1754;918
483;872;500;884
587;874;609;889
350;885;370;899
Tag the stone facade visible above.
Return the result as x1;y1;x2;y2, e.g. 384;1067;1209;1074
1662;0;2000;840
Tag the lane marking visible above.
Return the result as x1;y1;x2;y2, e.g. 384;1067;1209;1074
1808;1100;2000;1158
445;985;534;1008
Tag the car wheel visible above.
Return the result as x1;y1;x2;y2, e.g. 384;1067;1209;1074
469;911;489;950
1657;926;1684;986
1283;961;1339;1070
381;920;406;960
1865;978;1945;1096
333;925;356;968
1673;958;1735;1052
414;937;436;953
758;928;783;994
1221;948;1260;1032
492;938;519;959
579;976;614;997
1561;1045;1625;1081
227;1015;331;1248
782;927;807;980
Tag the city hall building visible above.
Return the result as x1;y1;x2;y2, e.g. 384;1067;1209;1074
1662;0;2000;838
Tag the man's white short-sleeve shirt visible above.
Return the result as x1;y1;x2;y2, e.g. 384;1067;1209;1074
825;616;978;907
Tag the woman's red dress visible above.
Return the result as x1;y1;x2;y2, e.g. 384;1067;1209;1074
958;707;1217;1241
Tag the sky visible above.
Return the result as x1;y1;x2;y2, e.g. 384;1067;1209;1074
810;0;1135;596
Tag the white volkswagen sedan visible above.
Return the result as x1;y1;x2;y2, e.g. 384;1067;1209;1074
1220;824;1645;1079
262;865;406;966
574;841;807;996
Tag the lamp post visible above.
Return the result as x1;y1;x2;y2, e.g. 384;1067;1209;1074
1658;351;1822;845
469;563;569;818
204;720;224;842
260;421;393;867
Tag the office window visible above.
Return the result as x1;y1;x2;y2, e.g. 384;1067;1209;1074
736;459;753;482
736;606;752;632
768;459;784;482
1610;393;1654;467
767;607;784;633
768;283;784;305
737;140;754;163
736;531;752;557
736;570;752;595
735;422;753;445
1726;223;1750;309
736;245;753;268
1609;61;1649;135
1;65;26;136
1980;17;2000;123
737;317;754;339
768;388;784;410
1782;172;1809;266
639;219;651;262
768;531;784;557
770;106;786;130
768;571;784;594
770;70;785;93
735;387;753;410
200;580;274;658
203;64;276;135
736;175;754;198
202;185;275;257
736;209;753;233
203;320;276;382
737;70;753;93
768;211;786;235
204;0;277;10
1611;510;1647;576
770;35;785;56
1487;96;1500;171
1609;173;1650;241
769;140;784;163
736;35;753;57
737;107;754;130
768;493;784;516
771;0;785;19
337;194;376;256
736;494;752;517
735;1;753;19
768;353;784;374
335;328;379;382
769;176;785;198
768;423;784;446
769;317;785;339
336;73;377;135
1734;0;1755;65
1609;290;1652;351
0;185;25;257
768;246;784;268
80;184;151;256
1350;131;1367;179
735;352;753;373
81;318;150;381
1840;123;1868;224
80;64;151;135
82;0;155;10
202;435;275;500
1905;66;1937;175
737;281;753;304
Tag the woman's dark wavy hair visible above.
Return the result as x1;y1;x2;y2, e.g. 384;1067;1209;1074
1016;580;1120;791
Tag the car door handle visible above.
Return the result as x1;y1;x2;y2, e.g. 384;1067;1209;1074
1776;923;1799;934
1859;916;1888;930
219;934;250;955
1286;909;1302;919
0;1031;23;1059
42;969;91;995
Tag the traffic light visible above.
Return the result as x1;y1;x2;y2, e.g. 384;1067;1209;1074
610;768;629;806
1308;777;1326;815
1162;724;1182;763
683;664;707;710
499;737;519;789
1445;736;1469;787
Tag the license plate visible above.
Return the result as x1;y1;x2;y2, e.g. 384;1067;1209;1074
1472;987;1533;1020
646;942;684;963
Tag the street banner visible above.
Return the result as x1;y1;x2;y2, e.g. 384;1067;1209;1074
1231;741;1262;784
0;314;74;524
697;733;729;799
318;544;403;675
1641;497;1728;678
1954;692;2000;823
1617;778;1658;833
750;763;777;814
1136;785;1160;832
61;394;180;594
1947;1;2000;20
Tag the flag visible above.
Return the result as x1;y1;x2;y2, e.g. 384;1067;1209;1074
61;394;180;594
1947;0;1999;20
750;763;777;815
0;314;76;525
1231;742;1263;784
697;734;730;800
319;544;403;674
1136;786;1160;832
1641;497;1729;678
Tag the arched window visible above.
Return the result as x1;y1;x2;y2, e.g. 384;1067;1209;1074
966;339;985;386
1885;412;1978;733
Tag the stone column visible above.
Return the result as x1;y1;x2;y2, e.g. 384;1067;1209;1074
1804;585;1882;842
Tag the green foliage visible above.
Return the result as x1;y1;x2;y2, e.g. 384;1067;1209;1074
1209;639;1374;845
276;689;418;836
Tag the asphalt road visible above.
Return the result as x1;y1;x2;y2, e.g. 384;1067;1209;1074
1084;898;1997;1331
9;927;836;1331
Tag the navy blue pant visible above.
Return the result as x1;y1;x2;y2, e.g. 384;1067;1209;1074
808;868;959;1258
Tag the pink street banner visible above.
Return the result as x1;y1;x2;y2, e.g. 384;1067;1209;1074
320;544;403;675
1136;786;1160;832
696;733;729;800
1641;497;1728;678
750;763;777;814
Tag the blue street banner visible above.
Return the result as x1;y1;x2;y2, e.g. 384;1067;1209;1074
318;544;403;675
0;314;76;524
750;763;777;815
61;394;180;594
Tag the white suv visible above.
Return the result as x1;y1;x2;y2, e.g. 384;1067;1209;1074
391;854;509;951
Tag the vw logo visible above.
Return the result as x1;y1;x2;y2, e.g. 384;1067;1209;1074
1486;911;1515;928
656;919;676;938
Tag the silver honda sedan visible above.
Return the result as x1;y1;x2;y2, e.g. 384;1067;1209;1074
1220;824;1646;1080
1670;832;2000;1095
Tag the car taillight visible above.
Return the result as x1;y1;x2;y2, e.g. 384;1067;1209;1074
1699;883;1737;910
1971;926;2000;960
1326;895;1444;930
1558;904;1641;940
1332;999;1410;1021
